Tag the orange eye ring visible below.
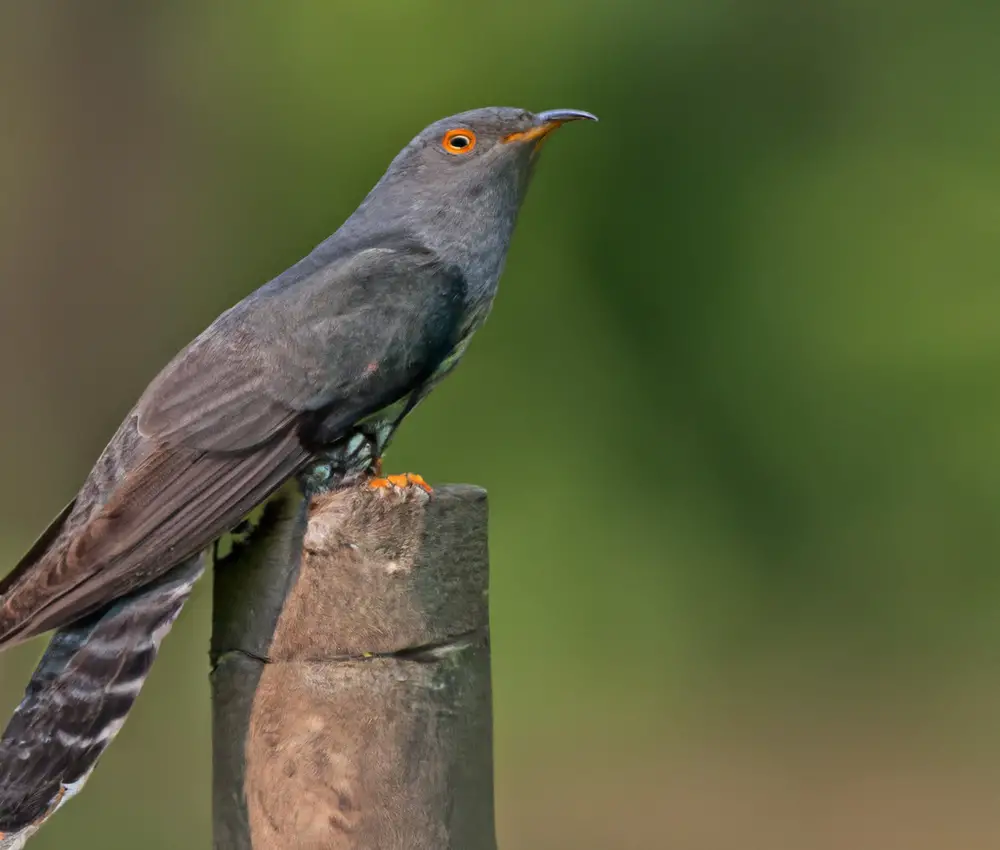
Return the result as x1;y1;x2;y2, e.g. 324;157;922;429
442;128;477;155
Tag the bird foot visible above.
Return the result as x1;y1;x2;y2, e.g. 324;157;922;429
368;473;433;494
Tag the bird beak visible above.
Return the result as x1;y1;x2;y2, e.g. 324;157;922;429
502;108;599;144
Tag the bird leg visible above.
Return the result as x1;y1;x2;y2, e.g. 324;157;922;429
364;446;434;494
336;426;433;493
300;433;431;495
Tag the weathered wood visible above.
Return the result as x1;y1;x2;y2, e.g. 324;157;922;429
210;483;495;850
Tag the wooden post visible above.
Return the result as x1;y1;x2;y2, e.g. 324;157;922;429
209;483;495;850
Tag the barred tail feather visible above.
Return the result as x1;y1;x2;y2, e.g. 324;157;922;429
0;556;205;845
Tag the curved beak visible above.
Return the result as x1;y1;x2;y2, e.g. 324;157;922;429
502;108;599;144
536;109;599;124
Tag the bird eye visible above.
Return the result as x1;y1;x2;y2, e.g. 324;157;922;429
442;128;476;155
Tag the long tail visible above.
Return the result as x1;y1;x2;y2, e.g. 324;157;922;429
0;555;205;847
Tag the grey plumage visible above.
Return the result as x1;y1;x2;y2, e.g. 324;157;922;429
0;105;595;840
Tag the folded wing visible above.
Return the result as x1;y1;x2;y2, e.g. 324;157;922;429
0;245;465;645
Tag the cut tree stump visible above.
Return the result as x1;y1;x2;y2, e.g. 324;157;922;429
210;483;495;850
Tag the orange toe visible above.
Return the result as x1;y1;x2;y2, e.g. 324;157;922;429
405;473;433;493
367;472;432;493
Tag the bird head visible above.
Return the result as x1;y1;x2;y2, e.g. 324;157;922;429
365;106;596;213
346;106;597;280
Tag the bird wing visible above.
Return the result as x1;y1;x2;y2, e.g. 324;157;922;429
138;243;466;451
0;245;466;644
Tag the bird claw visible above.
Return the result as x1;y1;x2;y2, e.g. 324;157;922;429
368;473;433;494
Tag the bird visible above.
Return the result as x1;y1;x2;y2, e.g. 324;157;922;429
0;105;595;845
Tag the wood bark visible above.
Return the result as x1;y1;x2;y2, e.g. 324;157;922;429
210;483;495;850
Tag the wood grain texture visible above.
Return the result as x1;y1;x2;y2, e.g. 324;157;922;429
210;483;495;850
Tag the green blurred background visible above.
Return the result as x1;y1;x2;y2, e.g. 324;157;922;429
2;1;1000;847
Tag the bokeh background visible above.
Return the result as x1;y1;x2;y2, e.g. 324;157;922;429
2;1;1000;848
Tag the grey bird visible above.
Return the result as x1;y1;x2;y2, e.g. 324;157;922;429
0;105;595;843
